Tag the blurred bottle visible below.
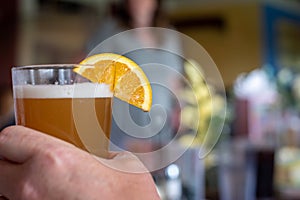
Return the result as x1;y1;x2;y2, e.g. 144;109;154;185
164;164;182;200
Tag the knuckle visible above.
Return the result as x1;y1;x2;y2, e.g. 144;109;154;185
17;179;39;200
39;145;74;169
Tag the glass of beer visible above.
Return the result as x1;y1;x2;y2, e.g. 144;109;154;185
12;64;113;157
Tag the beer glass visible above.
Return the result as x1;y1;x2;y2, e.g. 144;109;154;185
12;64;113;157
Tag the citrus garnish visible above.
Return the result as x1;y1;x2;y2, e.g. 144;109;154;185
74;53;152;111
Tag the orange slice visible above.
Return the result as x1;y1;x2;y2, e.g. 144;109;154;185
74;53;152;111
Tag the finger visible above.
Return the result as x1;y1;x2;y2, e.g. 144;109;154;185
0;126;71;163
94;151;149;173
0;160;20;198
0;126;39;163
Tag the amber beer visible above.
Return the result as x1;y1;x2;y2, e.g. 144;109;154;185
13;66;113;158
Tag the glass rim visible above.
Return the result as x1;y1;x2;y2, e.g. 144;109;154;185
12;64;94;71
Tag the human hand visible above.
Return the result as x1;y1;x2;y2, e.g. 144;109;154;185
0;126;160;200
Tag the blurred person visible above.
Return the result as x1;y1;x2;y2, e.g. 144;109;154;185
0;125;160;200
0;85;14;130
87;0;183;155
87;0;169;47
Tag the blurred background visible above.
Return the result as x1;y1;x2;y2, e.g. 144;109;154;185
1;0;300;199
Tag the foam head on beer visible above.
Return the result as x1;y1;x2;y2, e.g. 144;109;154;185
13;82;113;99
